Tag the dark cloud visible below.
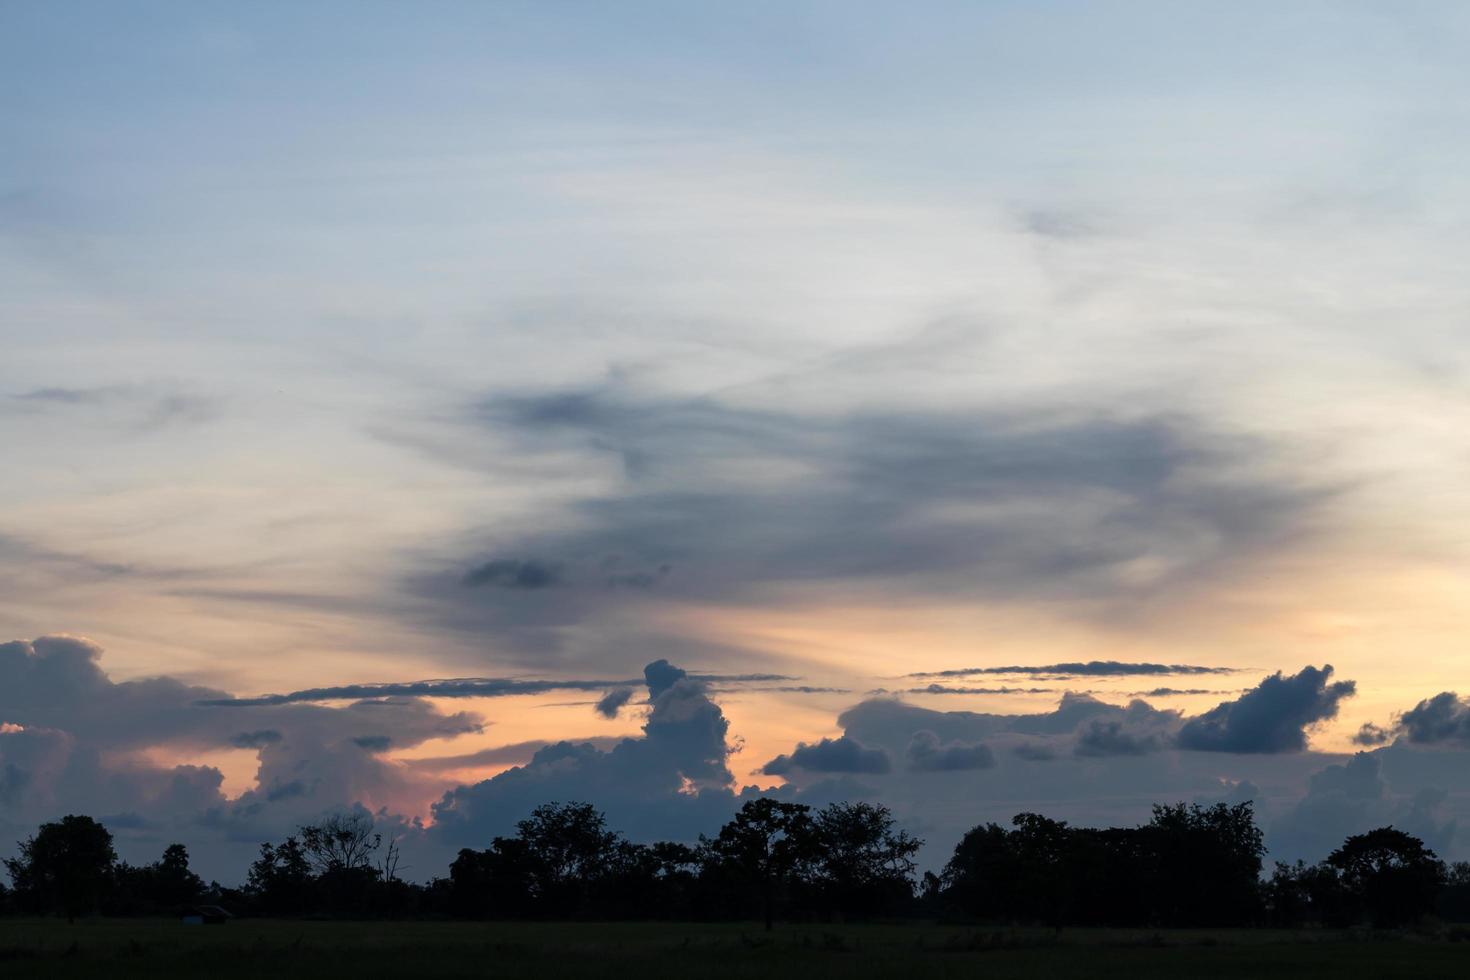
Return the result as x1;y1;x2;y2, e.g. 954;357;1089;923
1074;719;1163;757
399;383;1334;666
1175;666;1354;754
351;735;392;752
462;558;562;590
595;688;635;718
229;729;283;749
406;737;624;773
905;731;995;772
199;667;799;707
1352;722;1393;747
1395;692;1470;745
762;736;892;776
1131;688;1226;697
909;661;1234;678
838;691;1153;748
202;676;640;707
644;659;687;699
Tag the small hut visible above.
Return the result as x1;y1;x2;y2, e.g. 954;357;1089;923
181;905;233;925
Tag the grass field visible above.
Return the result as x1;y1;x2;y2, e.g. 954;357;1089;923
2;919;1469;979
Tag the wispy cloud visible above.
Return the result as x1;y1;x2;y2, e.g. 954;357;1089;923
907;662;1238;679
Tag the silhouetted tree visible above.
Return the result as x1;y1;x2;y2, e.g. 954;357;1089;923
1326;827;1446;927
3;815;116;920
700;799;815;930
112;842;206;914
1146;802;1264;925
154;843;207;907
939;804;1264;928
299;812;382;916
937;821;1017;921
300;812;381;874
807;802;921;919
515;801;621;916
447;803;627;919
246;836;314;916
449;837;536;918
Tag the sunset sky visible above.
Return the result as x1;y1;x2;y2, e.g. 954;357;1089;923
4;1;1470;881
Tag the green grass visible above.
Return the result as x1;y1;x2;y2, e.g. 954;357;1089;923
2;919;1469;978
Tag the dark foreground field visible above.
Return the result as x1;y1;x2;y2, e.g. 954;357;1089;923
3;920;1470;979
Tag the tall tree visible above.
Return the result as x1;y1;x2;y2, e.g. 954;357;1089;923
152;843;206;908
3;815;117;920
246;836;314;916
809;802;921;919
701;798;815;930
1327;827;1446;927
514;801;622;916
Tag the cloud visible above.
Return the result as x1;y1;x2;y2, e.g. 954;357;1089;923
594;688;635;718
1268;748;1460;863
406;737;624;773
229;729;283;748
399;382;1335;667
351;735;392;752
909;661;1235;678
428;662;741;846
1175;666;1354;753
644;659;688;699
762;736;892;776
1073;719;1164;757
8;384;220;429
898;685;1058;695
1395;692;1470;745
0;636;484;877
16;386;111;404
905;731;996;772
462;558;562;590
1352;722;1393;747
199;666;799;707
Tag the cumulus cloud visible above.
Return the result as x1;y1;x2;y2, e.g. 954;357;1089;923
1175;666;1354;753
0;636;484;877
1352;722;1393;747
1073;719;1164;757
763;736;892;776
1269;748;1459;862
905;731;996;771
428;661;741;846
1395;692;1470;745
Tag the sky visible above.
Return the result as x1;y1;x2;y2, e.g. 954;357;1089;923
3;1;1470;882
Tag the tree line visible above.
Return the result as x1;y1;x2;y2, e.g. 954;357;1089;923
4;800;1469;928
